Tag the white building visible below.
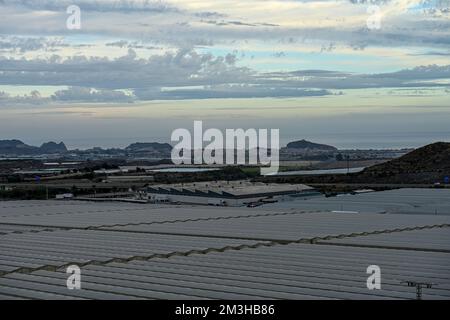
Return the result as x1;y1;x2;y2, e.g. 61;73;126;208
55;193;74;200
143;180;316;206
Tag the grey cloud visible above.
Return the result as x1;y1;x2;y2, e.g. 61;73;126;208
200;19;279;28
256;65;450;90
134;85;332;100
349;0;391;4
409;51;450;56
134;86;332;100
320;43;336;53
201;20;256;27
106;40;162;50
0;49;449;103
106;40;129;48
0;87;135;105
0;90;50;105
52;86;135;102
369;65;450;80
0;49;251;89
0;0;180;13
1;1;448;51
273;52;286;58
0;36;68;53
262;69;352;78
194;11;227;19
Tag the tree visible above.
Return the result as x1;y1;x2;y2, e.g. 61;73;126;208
335;153;344;161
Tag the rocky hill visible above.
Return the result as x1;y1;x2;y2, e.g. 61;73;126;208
0;140;37;155
0;140;68;155
358;142;450;183
39;141;68;153
0;139;173;156
286;139;337;151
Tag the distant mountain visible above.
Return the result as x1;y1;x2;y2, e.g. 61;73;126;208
0;140;39;155
0;139;174;157
286;139;337;151
40;141;68;154
125;142;172;153
0;139;67;155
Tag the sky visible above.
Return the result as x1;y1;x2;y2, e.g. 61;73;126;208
0;0;449;149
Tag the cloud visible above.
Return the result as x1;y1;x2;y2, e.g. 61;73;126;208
52;86;135;102
409;50;450;56
249;65;450;91
0;90;50;105
134;86;332;100
369;64;450;80
0;0;449;104
194;11;227;19
0;86;136;105
273;52;286;58
0;49;252;89
0;36;68;53
1;0;449;51
0;0;180;13
0;47;449;104
105;40;162;50
200;19;280;28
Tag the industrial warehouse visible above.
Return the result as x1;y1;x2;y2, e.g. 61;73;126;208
141;181;316;206
0;188;449;300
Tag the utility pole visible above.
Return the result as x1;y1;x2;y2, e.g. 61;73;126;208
401;281;435;300
346;155;350;174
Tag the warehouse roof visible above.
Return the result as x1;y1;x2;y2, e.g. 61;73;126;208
0;193;449;300
147;180;313;198
258;188;450;215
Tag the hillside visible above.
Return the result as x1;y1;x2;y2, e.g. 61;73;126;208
286;139;337;151
259;142;450;185
358;142;450;183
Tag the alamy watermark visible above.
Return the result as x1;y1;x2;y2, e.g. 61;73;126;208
171;121;280;175
367;265;381;290
66;265;81;290
66;5;81;30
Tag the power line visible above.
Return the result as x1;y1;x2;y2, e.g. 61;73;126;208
401;281;436;300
